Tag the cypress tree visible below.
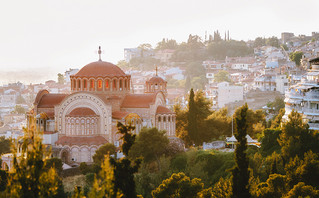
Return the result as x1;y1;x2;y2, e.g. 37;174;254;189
187;88;197;146
231;104;250;198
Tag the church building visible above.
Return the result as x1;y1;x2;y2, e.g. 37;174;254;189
30;47;176;164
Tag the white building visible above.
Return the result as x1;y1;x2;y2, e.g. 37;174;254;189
207;82;243;108
65;68;79;83
284;57;319;130
231;63;250;70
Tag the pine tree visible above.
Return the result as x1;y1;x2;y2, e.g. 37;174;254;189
231;104;250;198
187;88;197;146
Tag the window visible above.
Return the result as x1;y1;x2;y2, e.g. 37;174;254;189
158;116;161;122
119;79;123;90
98;80;102;89
168;116;170;122
90;80;94;89
78;80;81;89
124;79;127;89
73;79;76;89
113;79;117;90
83;80;87;88
105;80;109;89
163;116;166;122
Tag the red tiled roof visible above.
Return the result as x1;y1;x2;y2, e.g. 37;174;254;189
43;131;58;135
74;61;126;77
156;105;174;114
121;93;156;108
67;107;96;116
147;76;166;84
37;94;68;108
56;136;108;146
112;111;129;119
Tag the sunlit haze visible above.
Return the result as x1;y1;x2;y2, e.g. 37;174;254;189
0;0;317;84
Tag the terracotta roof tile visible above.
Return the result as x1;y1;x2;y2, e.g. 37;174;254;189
37;94;68;108
74;61;126;77
56;136;108;146
67;107;96;116
156;105;174;114
112;111;129;119
147;76;166;84
121;93;156;108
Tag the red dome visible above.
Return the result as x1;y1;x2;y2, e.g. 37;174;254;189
74;61;125;77
68;107;96;116
147;76;166;84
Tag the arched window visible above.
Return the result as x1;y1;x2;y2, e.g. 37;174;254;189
119;79;123;90
168;116;170;122
78;80;81;89
73;79;76;89
163;116;166;122
113;79;117;90
98;80;102;90
124;79;127;89
105;79;109;89
83;80;87;89
90;80;94;89
158;116;161;122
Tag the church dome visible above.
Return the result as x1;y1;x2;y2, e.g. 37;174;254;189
147;76;165;84
74;61;125;78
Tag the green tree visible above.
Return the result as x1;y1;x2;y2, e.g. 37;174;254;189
254;37;266;47
231;104;251;198
270;108;285;129
253;174;288;198
289;51;303;67
93;143;116;165
89;155;119;198
285;151;319;188
57;73;65;84
129;127;169;170
187;88;197;146
267;97;285;114
203;108;232;141
156;38;178;50
174;103;188;142
152;172;204;198
260;129;282;156
109;122;141;198
266;37;280;48
211;177;232;198
285;182;319;198
278;110;309;162
5;119;62;198
214;70;230;83
14;105;26;114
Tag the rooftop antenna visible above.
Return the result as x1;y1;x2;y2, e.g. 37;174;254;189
98;46;102;61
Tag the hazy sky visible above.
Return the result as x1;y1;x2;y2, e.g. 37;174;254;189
0;0;317;84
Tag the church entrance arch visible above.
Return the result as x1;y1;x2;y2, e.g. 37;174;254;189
61;150;69;164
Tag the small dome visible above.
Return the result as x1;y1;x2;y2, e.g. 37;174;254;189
74;61;125;77
68;108;96;116
147;76;166;84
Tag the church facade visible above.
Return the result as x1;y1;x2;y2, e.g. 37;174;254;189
30;49;176;164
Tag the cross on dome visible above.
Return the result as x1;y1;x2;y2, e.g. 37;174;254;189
98;46;102;61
